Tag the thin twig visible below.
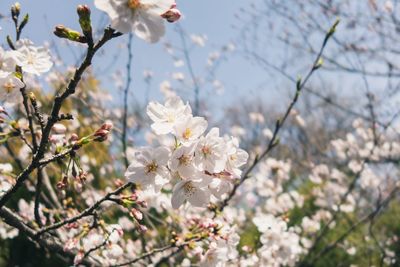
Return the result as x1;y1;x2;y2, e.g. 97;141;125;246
216;19;340;213
35;182;131;237
122;33;133;168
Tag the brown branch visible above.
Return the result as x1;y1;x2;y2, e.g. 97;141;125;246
0;27;121;209
111;237;202;267
35;182;132;237
0;206;96;266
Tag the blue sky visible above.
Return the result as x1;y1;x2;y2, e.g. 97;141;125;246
0;0;274;116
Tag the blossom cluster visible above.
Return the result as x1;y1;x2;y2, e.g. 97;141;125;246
95;0;181;43
253;213;304;267
0;39;52;105
125;96;249;209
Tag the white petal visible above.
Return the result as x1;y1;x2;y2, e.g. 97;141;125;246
134;11;165;43
141;0;175;15
188;188;210;207
171;181;186;209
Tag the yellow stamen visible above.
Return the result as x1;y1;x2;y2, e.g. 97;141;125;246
182;128;192;140
145;161;158;174
178;155;191;166
184;181;196;196
3;82;15;93
128;0;141;9
201;146;211;155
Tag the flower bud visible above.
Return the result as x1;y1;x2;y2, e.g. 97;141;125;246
93;129;110;142
54;25;87;43
77;5;91;18
94;122;113;142
162;7;181;23
77;5;92;34
19;14;29;31
130;208;143;221
11;3;21;19
28;92;36;102
138;224;148;233
101;122;113;131
52;123;67;134
69;133;79;142
6;35;15;50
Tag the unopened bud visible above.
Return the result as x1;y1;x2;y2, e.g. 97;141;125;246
130;208;143;221
6;35;15;50
138;224;148;233
77;5;92;33
161;7;181;23
54;25;87;43
19;14;29;31
28;92;36;101
93;129;110;142
94;122;113;142
101;122;113;131
11;2;21;19
69;133;79;142
52;123;67;134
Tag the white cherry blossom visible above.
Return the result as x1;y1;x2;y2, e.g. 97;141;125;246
0;71;24;104
147;96;191;135
169;142;197;178
173;115;208;144
225;136;249;178
94;0;175;43
195;128;227;173
13;40;53;75
171;177;211;209
125;146;170;191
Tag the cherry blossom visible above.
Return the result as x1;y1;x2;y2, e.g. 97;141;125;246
125;146;170;191
171;177;211;209
94;0;177;43
147;96;192;135
13;39;53;75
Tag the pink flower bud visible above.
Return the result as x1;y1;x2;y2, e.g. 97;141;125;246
138;224;148;233
77;4;91;17
162;7;181;23
93;129;110;142
130;208;143;221
69;133;79;142
52;123;67;134
101;122;113;131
